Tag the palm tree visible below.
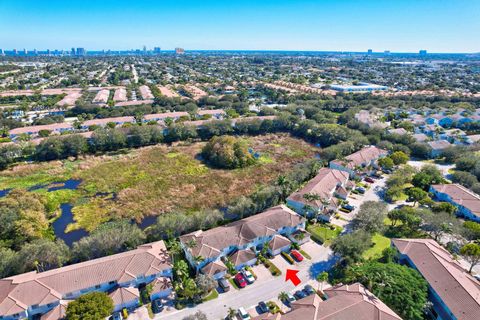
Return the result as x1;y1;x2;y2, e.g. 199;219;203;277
227;307;237;320
316;272;329;291
277;175;292;200
278;291;289;303
303;193;321;202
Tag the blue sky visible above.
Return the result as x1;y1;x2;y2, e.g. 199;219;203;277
1;0;479;52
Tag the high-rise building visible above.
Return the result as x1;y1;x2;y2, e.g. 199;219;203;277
71;48;76;56
33;49;37;55
76;48;86;56
23;48;27;55
154;47;161;54
419;50;427;55
46;49;51;55
175;47;185;55
384;50;391;54
367;49;373;54
143;45;147;55
13;49;18;55
0;49;4;56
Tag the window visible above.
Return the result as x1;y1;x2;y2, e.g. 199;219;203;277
109;281;116;285
31;304;39;309
95;285;101;289
66;292;73;298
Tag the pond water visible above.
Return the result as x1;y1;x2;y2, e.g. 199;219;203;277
52;203;89;247
1;178;161;246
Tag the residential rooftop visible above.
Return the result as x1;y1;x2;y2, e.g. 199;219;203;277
392;238;480;320
431;183;480;218
179;205;304;261
0;241;171;318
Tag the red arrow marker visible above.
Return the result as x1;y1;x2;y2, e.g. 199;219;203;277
285;269;301;286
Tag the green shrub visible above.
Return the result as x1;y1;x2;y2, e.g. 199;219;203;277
281;251;294;264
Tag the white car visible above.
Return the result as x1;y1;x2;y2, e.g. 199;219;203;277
242;269;255;284
238;307;251;320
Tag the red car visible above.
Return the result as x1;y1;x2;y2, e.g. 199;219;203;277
234;273;247;288
364;177;375;183
290;250;304;262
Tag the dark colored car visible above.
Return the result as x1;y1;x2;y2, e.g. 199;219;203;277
341;204;355;212
235;273;248;288
290;250;304;262
218;278;230;292
258;301;269;314
303;284;315;296
294;290;307;300
151;299;164;314
364;177;375;183
382;169;393;174
111;312;121;320
355;187;366;194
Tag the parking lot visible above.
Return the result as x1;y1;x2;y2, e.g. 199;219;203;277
156;240;334;320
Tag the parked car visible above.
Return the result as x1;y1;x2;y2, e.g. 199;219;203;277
303;284;315;296
382;169;393;174
258;301;269;314
372;172;382;179
235;273;248;288
364;177;375;183
218;278;230;292
355;187;366;194
294;290;307;299
151;299;164;314
242;269;255;284
286;292;296;303
111;312;122;320
341;204;355;212
238;307;251;320
290;250;304;262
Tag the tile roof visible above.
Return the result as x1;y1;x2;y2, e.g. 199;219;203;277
431;184;480;218
197;109;226;116
200;260;227;278
82;116;135;127
149;277;172;295
180;205;304;261
113;88;127;102
330;146;388;170
143;112;189;121
229;249;257;267
39;302;67;320
115;100;154;107
0;241;171;317
9;123;73;136
251;283;401;320
108;286;139;306
427;140;452;150
268;235;291;251
139;85;154;100
392;238;480;320
287;168;349;207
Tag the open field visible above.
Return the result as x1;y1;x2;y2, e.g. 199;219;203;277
0;134;319;232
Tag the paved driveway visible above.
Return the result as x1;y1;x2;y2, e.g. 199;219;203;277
156;241;335;320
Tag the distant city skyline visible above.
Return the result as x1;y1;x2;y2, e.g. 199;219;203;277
0;0;479;53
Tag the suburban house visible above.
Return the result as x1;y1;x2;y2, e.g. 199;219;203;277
429;184;480;222
412;133;429;143
388;127;409;135
143;111;189;123
329;145;388;177
179;205;306;279
354;110;388;129
427;140;452;158
0;241;172;320
81;116;136;129
9;123;73;139
92;89;110;105
251;283;402;320
197;109;226;120
139;85;154;100
286;168;352;220
392;239;480;320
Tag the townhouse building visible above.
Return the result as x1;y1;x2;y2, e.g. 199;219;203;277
287;168;352;221
429;184;480;222
252;283;401;320
0;241;172;320
329;145;388;178
179;205;306;280
392;239;480;320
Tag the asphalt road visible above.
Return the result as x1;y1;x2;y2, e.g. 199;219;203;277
156;242;335;320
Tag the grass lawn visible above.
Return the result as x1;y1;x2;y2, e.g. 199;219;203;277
0;134;319;232
202;289;219;302
363;233;391;260
307;223;343;245
228;278;240;290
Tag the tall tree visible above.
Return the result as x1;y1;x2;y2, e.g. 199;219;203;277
460;243;480;274
66;292;114;320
